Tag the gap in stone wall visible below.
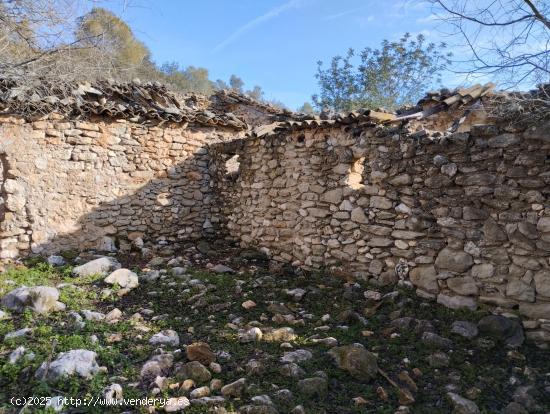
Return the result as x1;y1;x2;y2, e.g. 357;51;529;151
345;156;365;190
225;154;241;180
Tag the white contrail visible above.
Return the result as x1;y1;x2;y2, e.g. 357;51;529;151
212;0;307;53
322;5;369;21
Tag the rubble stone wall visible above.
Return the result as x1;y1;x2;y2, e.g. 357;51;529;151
0;115;239;258
215;121;550;340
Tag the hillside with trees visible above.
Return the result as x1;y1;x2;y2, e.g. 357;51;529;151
0;2;272;103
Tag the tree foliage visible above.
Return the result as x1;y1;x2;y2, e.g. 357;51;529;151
77;7;150;69
0;0;99;79
312;33;450;112
229;74;245;93
297;102;315;114
159;62;214;95
0;2;273;102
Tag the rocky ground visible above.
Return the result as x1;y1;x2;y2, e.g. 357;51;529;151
0;241;549;414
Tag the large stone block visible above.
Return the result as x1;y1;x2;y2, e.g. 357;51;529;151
534;270;550;297
447;277;478;296
409;265;438;293
435;248;474;273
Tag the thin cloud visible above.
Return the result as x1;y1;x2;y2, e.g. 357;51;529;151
322;6;369;21
213;0;308;53
356;15;375;27
416;13;439;24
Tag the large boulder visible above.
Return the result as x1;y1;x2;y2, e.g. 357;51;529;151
328;343;377;380
104;268;139;289
35;350;100;380
435;248;473;273
477;315;524;347
72;257;120;277
1;286;65;314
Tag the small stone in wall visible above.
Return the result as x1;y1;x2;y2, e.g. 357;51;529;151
519;303;550;321
471;264;494;279
395;203;412;215
389;174;412;186
536;217;550;232
321;188;343;204
533;270;550;297
487;133;520;148
441;163;457;177
351;207;369;223
370;196;392;210
433;154;449;166
437;294;477;311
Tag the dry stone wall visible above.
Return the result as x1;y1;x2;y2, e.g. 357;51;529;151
214;119;550;341
0;115;240;258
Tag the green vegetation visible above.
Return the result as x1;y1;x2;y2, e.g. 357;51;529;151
312;33;451;112
0;254;549;413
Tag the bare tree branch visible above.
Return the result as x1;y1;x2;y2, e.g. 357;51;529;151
434;0;534;26
523;0;550;30
431;0;550;88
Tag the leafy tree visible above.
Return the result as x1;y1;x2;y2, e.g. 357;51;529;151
0;1;115;81
215;79;229;90
159;62;214;94
0;2;272;102
312;33;450;112
297;102;316;114
76;7;150;69
229;74;245;93
246;85;264;101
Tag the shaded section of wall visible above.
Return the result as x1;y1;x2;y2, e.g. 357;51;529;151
0;116;240;258
212;121;550;340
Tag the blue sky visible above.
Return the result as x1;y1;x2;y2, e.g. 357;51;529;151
105;0;447;109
